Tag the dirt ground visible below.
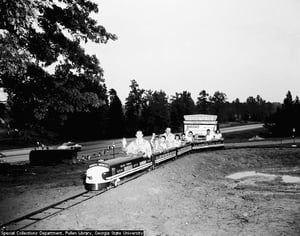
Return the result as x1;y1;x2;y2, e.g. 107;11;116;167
0;147;300;235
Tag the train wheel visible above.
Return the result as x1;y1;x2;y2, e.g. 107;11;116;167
113;178;120;187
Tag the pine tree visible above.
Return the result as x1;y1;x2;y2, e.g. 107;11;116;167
196;90;210;114
108;89;125;138
125;80;144;136
170;91;195;132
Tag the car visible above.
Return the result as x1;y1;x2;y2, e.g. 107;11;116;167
57;141;82;151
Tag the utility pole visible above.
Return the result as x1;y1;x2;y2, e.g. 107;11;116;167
292;128;297;147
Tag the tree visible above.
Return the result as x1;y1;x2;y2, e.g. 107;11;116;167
244;95;266;121
232;98;241;121
0;0;117;140
0;0;34;79
244;96;256;121
283;91;293;109
295;96;300;105
107;89;125;138
170;91;195;132
209;91;227;121
265;91;300;136
140;90;169;135
57;81;110;140
196;90;210;114
125;80;145;136
255;95;267;120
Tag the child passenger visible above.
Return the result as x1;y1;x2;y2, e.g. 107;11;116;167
214;129;223;140
181;133;186;143
174;134;182;147
205;129;215;142
150;133;160;152
159;135;168;151
186;131;194;143
151;135;168;153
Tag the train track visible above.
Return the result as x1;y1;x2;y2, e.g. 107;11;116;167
1;141;299;231
1;144;186;230
0;170;149;231
78;139;299;163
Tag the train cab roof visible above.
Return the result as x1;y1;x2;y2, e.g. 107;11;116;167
98;155;148;167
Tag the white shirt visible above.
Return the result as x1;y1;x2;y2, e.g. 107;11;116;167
186;135;194;143
126;138;152;158
214;132;222;140
163;132;175;148
206;132;215;141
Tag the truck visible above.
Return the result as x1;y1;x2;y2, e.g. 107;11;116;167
183;114;218;139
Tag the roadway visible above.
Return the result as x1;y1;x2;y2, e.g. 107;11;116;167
0;123;264;164
221;123;263;133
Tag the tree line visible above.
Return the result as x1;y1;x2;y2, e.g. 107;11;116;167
265;91;300;137
114;80;277;137
0;76;279;142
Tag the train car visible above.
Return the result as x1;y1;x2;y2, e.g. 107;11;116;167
85;155;153;191
84;162;111;190
150;143;194;166
153;147;177;165
177;143;193;156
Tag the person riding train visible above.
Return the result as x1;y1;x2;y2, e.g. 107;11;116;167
151;134;169;153
163;127;175;148
186;131;194;143
174;134;182;147
126;130;152;158
205;129;215;141
214;129;223;140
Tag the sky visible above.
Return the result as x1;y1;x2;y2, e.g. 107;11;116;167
83;0;300;103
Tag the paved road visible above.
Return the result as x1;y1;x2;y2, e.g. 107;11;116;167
221;123;263;133
0;123;266;164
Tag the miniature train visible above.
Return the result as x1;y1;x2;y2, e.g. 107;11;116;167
84;139;224;191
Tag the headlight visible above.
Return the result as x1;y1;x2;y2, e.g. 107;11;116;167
102;172;107;180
